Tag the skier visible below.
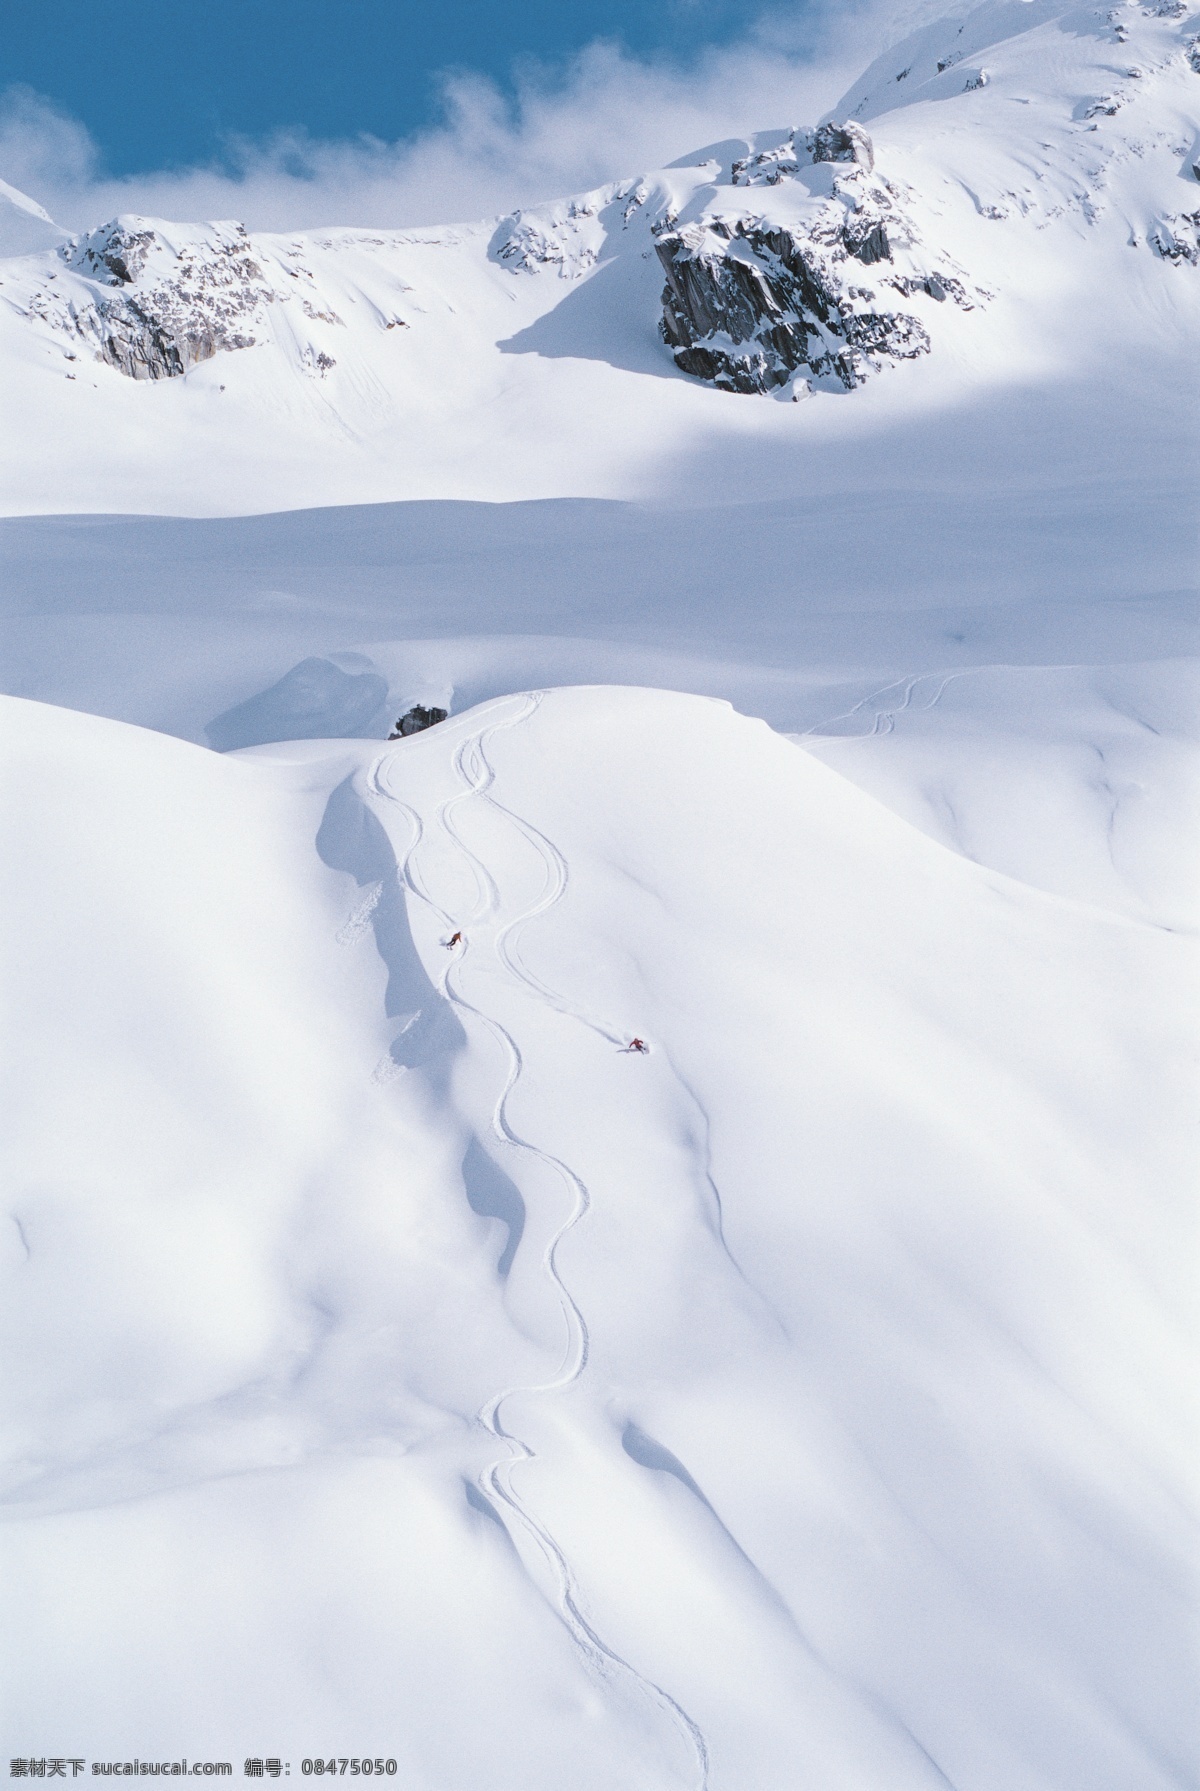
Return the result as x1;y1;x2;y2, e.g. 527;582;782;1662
445;931;463;949
625;1037;649;1054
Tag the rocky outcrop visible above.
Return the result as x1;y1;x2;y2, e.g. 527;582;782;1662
812;121;876;170
1152;208;1200;262
731;121;875;188
658;129;976;394
67;220;160;285
35;218;274;380
490;192;612;279
388;705;448;739
657;222;931;393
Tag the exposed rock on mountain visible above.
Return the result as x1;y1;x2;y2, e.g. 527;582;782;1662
1153;207;1200;262
730;121;875;187
388;704;448;738
490;197;609;278
811;120;876;168
0;0;1195;491
657;134;974;394
34;218;275;380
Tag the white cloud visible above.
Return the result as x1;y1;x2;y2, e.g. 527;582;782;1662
0;85;98;197
0;0;961;234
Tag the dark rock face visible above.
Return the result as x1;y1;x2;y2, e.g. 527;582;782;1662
811;121;876;170
69;303;243;381
846;219;891;265
657;216;930;395
388;705;448;739
657;134;976;395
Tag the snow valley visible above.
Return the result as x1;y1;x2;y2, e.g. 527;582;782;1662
1;2;1197;1788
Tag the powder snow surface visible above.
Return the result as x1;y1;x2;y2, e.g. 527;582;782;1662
0;1;1197;1786
3;690;1194;1788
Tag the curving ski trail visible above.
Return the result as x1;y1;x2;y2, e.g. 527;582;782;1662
801;668;977;740
443;704;777;1332
442;700;630;1049
368;695;710;1791
431;700;779;1349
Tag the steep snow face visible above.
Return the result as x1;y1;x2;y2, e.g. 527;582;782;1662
832;0;1200;255
0;0;1196;510
1;686;1194;1787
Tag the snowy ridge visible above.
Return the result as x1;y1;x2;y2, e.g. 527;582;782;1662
0;178;67;258
1;0;1197;508
371;694;710;1787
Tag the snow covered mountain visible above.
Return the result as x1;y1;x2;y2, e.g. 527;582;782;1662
1;0;1198;510
1;2;1197;1787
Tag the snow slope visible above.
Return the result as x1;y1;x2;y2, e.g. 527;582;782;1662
2;686;1195;1788
2;471;1194;926
1;0;1197;1782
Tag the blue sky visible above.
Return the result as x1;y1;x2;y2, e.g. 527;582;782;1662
0;0;884;232
4;0;780;176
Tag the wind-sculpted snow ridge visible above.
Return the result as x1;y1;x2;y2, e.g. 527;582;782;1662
369;696;711;1790
0;179;67;258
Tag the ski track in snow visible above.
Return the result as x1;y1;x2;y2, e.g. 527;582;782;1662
449;708;768;1322
801;668;975;739
368;694;710;1791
